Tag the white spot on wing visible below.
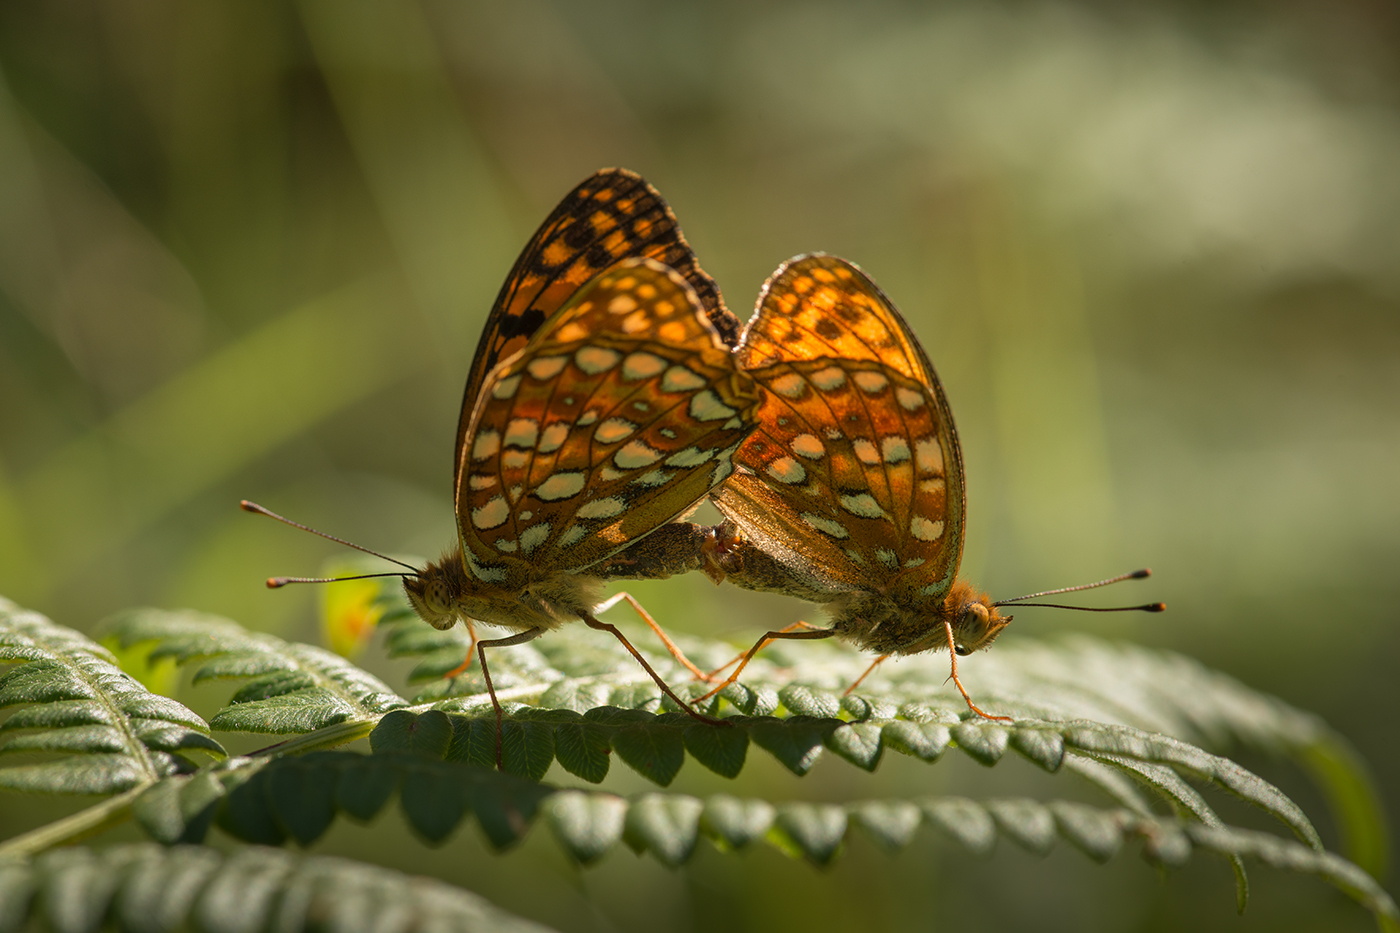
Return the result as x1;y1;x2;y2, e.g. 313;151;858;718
504;418;539;449
689;390;737;422
768;372;806;399
538;423;569;453
608;294;637;314
882;437;911;464
853;439;880;465
471;430;500;462
558;525;587;548
495;538;517;553
840;493;886;519
471;496;509;529
799;511;849;539
915;438;944;474
491;374;522;400
622;352;668;381
661;365;706;393
765;457;806;484
666;446;713;468
615;439;665;469
577;409;599;426
468;474;496;490
621;310;650;334
520;523;550;554
791;434;826;459
536;472;586;501
876;548;898;569
896;387;926;411
527;356;568;381
810;366;847;391
595;418;638;443
910;516;945;541
575;346;621;374
576;497;625;519
632;468;672;487
502;450;529;468
853;371;889;394
465;551;506;583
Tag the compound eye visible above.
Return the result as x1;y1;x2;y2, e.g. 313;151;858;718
954;644;971;657
426;580;451;615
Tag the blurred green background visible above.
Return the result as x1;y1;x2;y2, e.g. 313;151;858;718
0;1;1397;930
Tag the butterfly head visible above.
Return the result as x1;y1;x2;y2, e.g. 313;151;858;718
403;553;469;631
950;596;1011;656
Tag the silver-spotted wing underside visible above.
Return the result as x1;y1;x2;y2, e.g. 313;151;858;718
712;254;966;606
457;258;758;589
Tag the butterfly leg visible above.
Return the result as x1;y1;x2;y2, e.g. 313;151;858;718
693;627;837;705
942;619;1012;722
703;620;825;679
443;620;481;680
579;612;727;726
593;591;712;682
843;653;893;696
477;625;547;769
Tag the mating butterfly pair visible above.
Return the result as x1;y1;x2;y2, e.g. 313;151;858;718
250;169;1157;763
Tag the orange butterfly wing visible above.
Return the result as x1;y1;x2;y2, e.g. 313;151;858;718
457;259;758;590
712;254;967;605
455;169;739;482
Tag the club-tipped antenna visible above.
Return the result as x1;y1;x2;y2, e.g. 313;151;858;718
266;572;414;589
995;568;1152;606
998;601;1165;612
240;500;420;574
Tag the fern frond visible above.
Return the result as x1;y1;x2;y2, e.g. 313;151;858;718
0;599;223;795
122;751;1397;927
100;608;406;734
0;842;555;933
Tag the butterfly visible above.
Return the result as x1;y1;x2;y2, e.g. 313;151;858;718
247;170;757;762
671;254;1160;719
404;255;757;737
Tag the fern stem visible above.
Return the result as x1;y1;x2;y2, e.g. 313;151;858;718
0;784;148;858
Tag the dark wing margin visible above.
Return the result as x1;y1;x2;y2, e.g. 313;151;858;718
455;168;739;481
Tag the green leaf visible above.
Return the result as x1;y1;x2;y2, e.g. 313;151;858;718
399;760;467;845
547;790;626;865
849;799;922;853
825;721;884;771
0;600;223;795
623;793;704;867
101;608;406;736
609;718;685;786
682;720;748;778
748;716;831;776
771;802;847;866
0;843;555;933
700;795;775;851
922;797;997;855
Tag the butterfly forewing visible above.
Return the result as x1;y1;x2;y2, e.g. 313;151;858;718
457;169;740;478
459;258;757;588
715;254;966;603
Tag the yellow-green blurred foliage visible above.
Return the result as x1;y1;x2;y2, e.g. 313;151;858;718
0;2;1396;931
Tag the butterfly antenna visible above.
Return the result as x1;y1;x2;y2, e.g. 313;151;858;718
994;568;1163;613
266;571;413;589
239;500;421;573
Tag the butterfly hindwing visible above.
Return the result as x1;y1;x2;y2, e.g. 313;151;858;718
455;169;740;481
458;258;758;587
714;254;966;603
